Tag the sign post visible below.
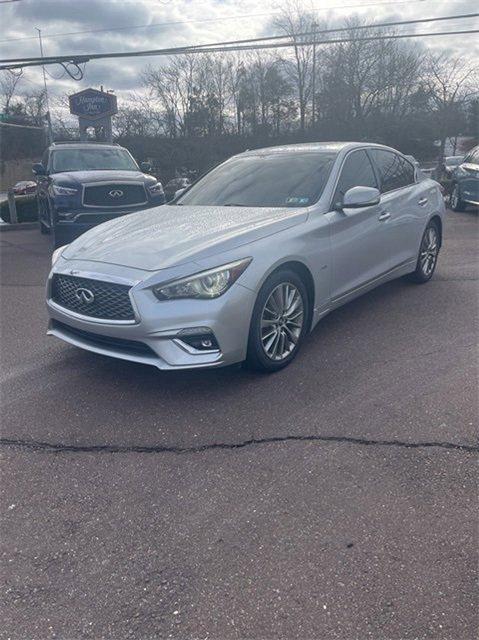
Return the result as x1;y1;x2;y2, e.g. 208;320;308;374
69;88;118;142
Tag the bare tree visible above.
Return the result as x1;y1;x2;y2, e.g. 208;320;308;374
0;69;24;113
426;53;479;154
274;0;316;131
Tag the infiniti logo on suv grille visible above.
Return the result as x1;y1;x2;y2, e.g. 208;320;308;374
109;189;124;198
75;287;95;305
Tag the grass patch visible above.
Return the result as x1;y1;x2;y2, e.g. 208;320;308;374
0;194;38;223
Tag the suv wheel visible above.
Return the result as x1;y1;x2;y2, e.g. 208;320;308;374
39;199;50;234
246;269;309;372
450;184;466;212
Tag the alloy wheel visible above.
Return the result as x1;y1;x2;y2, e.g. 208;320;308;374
451;186;458;209
420;226;438;277
260;283;304;361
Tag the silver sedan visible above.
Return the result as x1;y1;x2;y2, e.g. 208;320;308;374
47;142;445;372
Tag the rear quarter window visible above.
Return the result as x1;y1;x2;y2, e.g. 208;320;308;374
370;150;415;193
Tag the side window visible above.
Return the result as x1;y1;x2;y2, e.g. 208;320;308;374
333;150;378;205
370;150;415;193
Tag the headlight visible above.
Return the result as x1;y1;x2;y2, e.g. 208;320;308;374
148;182;164;195
153;258;252;300
52;185;78;196
51;244;68;266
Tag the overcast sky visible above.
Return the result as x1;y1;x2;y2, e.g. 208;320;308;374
1;0;477;108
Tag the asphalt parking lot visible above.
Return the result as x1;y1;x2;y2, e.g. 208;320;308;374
1;209;478;639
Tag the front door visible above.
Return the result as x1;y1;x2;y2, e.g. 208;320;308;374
326;149;391;302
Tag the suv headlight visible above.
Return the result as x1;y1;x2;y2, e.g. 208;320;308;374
52;185;78;196
148;182;164;195
51;244;69;266
153;258;252;300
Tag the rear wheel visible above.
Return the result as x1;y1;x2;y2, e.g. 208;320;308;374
407;221;440;284
246;269;309;372
450;184;466;212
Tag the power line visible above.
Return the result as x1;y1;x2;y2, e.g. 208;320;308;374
1;12;477;68
1;29;477;72
0;0;465;44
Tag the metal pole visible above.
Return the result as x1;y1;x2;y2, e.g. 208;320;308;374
7;189;18;224
35;27;53;144
311;22;318;128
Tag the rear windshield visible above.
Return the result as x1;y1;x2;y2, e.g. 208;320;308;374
176;152;337;208
51;147;138;173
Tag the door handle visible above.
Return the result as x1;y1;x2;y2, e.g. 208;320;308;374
418;197;428;206
378;211;391;221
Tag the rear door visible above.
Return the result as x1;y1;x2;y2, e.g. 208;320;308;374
327;149;392;302
368;149;428;269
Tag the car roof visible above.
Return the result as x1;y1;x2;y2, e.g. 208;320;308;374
238;141;396;157
48;142;122;150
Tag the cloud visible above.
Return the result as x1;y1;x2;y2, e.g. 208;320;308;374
0;0;477;115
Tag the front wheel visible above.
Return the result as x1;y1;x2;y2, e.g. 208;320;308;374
246;269;309;372
407;221;440;284
39;199;50;234
450;184;466;212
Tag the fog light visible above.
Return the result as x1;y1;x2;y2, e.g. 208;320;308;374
177;329;219;351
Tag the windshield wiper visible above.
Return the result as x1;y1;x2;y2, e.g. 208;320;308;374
223;203;246;207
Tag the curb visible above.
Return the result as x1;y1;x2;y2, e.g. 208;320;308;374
0;222;38;232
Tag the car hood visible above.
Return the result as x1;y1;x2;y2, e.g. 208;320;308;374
51;170;151;184
62;204;308;271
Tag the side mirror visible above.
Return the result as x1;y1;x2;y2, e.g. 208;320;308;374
32;163;46;176
174;187;186;200
140;162;152;173
341;186;380;210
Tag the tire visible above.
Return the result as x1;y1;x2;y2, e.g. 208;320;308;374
246;269;310;372
450;184;466;212
407;220;440;284
38;199;50;234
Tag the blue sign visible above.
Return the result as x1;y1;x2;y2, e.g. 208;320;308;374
69;88;117;121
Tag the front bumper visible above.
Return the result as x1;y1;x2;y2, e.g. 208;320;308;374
46;263;256;370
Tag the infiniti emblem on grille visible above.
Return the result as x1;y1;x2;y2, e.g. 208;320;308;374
108;189;123;198
75;287;95;305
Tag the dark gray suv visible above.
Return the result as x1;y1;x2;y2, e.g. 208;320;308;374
450;145;479;211
33;142;165;247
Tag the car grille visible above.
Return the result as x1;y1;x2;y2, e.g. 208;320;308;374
51;274;135;321
83;183;147;207
51;320;154;357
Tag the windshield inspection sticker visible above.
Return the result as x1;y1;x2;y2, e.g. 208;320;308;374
286;196;310;205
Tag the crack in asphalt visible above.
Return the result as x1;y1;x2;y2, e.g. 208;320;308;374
0;435;477;455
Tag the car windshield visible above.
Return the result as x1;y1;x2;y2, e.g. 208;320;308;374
175;152;337;208
51;147;138;173
446;157;463;166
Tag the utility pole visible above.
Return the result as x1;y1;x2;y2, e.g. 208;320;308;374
311;21;318;129
35;27;53;144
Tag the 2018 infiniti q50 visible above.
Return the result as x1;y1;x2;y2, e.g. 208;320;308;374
46;142;445;372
